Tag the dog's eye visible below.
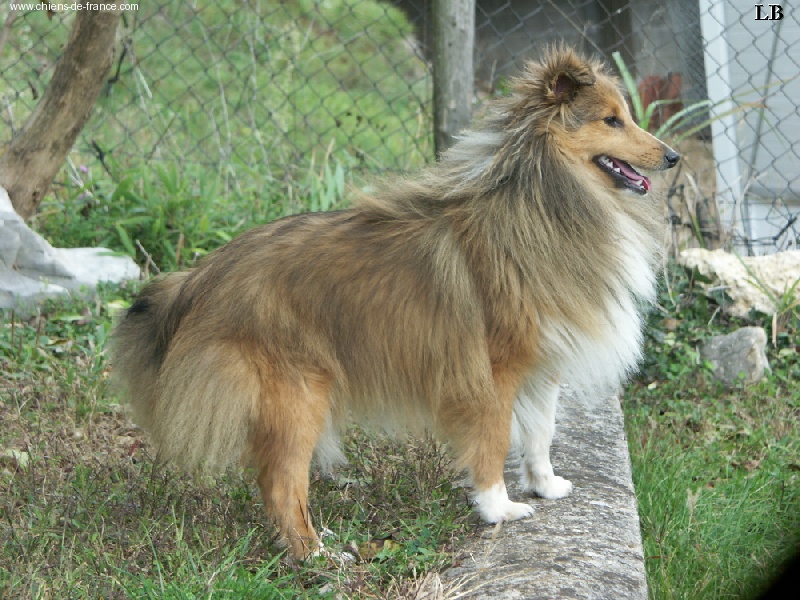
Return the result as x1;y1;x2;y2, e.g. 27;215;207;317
604;116;623;128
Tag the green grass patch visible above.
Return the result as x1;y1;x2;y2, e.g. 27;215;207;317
30;159;347;273
623;263;800;599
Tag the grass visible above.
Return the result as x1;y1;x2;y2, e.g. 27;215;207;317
0;287;472;598
622;263;800;599
29;160;331;273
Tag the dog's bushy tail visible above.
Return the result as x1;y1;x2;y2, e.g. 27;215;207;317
111;272;259;470
111;272;190;437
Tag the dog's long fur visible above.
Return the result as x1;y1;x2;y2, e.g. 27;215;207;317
112;47;679;559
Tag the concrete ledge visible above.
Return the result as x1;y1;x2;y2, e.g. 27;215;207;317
443;392;647;599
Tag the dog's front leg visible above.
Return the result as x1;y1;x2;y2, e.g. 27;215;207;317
441;367;534;523
513;376;573;499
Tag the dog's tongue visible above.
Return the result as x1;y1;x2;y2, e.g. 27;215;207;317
615;159;652;192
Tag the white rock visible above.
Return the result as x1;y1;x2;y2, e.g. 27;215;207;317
1;186;140;316
679;248;800;318
0;187;12;212
51;247;141;289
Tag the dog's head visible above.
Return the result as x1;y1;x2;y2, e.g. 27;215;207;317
507;47;680;195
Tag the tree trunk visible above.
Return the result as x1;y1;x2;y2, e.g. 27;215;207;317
0;8;121;219
432;0;475;155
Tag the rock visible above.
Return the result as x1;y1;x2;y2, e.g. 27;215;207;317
700;327;770;386
1;186;140;317
679;248;800;319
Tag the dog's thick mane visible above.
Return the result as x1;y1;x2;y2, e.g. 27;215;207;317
356;47;664;391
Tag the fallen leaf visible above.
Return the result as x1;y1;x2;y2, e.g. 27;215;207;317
1;449;30;470
358;537;400;561
743;459;761;472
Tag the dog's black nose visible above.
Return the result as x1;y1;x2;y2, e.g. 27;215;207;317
665;150;680;168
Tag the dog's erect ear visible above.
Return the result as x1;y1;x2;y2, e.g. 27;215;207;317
514;49;598;109
546;52;596;104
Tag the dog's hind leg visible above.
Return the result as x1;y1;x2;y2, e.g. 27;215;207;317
440;367;534;523
512;375;573;499
251;369;332;561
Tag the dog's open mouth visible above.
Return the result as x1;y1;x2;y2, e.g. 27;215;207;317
594;155;652;195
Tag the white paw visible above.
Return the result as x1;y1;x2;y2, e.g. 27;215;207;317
526;475;573;500
473;483;535;523
314;529;358;564
488;499;535;523
322;548;358;565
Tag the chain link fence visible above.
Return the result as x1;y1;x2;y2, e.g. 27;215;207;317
0;1;434;188
468;0;799;253
1;0;798;252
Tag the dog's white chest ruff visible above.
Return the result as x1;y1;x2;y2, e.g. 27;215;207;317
542;213;658;393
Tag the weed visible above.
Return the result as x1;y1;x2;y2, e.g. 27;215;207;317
32;153;352;272
611;51;779;144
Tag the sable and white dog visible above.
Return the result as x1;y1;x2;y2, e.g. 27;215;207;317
113;47;678;559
